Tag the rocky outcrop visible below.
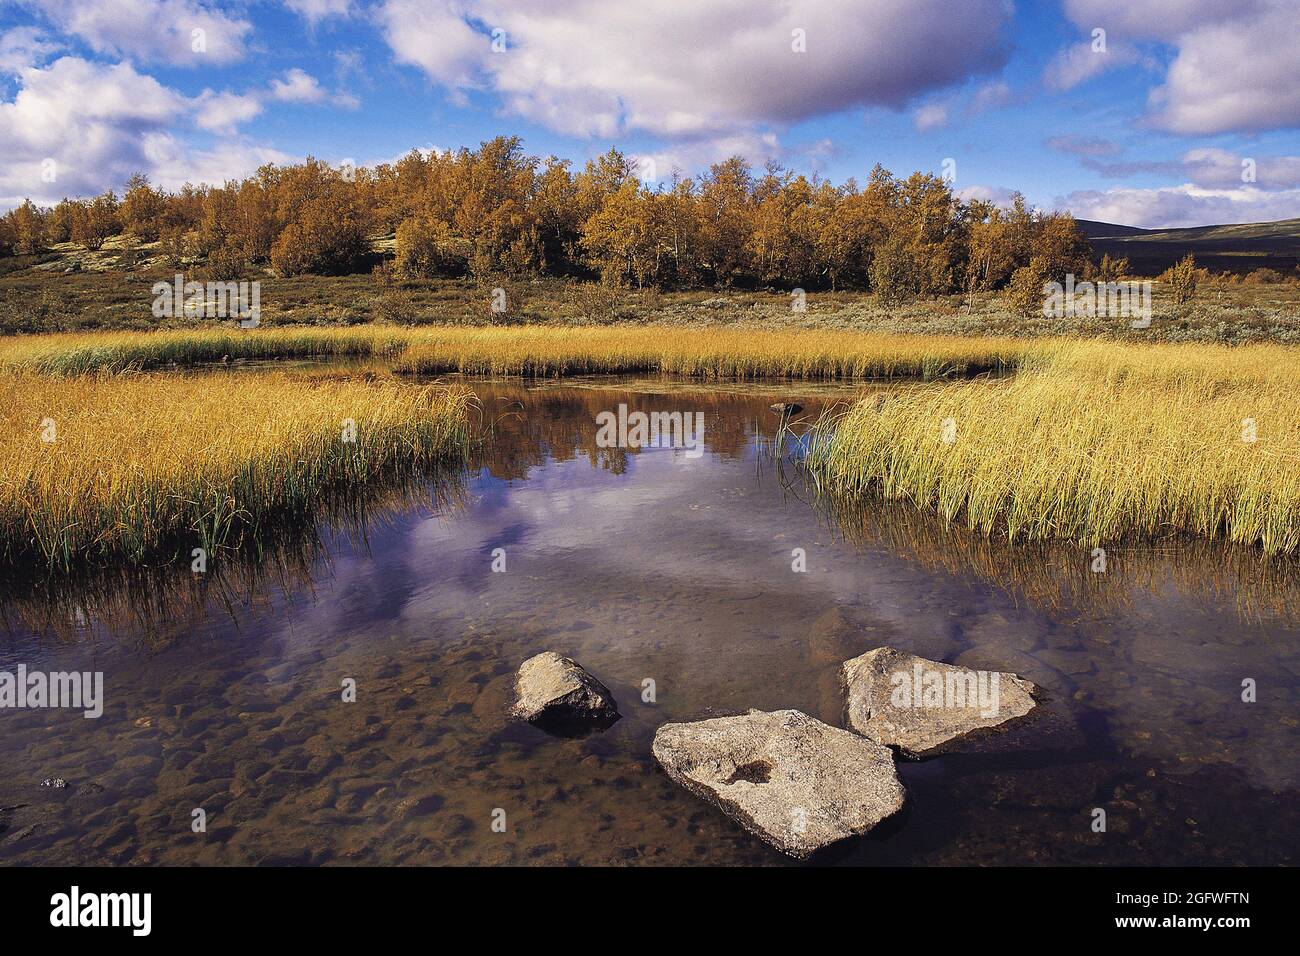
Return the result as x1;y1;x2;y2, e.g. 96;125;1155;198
510;652;619;731
652;708;905;859
841;646;1037;758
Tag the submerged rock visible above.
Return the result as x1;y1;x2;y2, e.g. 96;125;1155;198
808;607;871;726
652;708;905;859
841;647;1038;758
769;402;803;417
510;652;619;731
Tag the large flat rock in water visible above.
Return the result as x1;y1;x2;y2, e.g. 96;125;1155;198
510;652;618;728
652;709;905;859
842;647;1038;758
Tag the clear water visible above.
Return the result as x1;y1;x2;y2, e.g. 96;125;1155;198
1;375;1296;865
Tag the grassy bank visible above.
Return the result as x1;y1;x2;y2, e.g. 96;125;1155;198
6;325;1300;562
0;369;470;574
805;339;1300;555
0;326;406;375
389;327;1031;378
0;325;1034;379
7;259;1300;344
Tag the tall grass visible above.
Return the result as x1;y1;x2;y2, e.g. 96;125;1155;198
391;327;1033;379
0;327;407;375
0;326;1035;380
0;369;470;574
804;339;1300;554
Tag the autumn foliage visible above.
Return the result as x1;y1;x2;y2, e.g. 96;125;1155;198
0;136;1092;296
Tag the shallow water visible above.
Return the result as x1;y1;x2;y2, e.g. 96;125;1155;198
1;374;1297;865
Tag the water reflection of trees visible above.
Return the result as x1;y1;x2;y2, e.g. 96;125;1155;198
814;488;1300;627
0;474;469;646
468;381;828;478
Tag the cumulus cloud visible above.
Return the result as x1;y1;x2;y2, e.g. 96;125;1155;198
956;184;1023;207
194;90;263;132
1063;183;1300;228
1060;0;1266;39
1146;4;1300;134
141;135;291;192
269;67;358;108
0;26;62;74
1062;0;1300;134
283;0;353;23
1180;149;1300;191
0;56;283;205
631;131;784;187
25;0;252;65
375;0;1011;139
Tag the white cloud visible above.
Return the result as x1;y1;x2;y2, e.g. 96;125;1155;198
269;68;359;108
26;0;252;65
913;102;949;132
1042;40;1140;91
1063;0;1300;134
1063;145;1300;193
957;184;1022;207
270;68;328;104
194;90;263;133
1063;183;1300;228
0;26;62;74
283;0;353;23
375;0;1011;139
141;134;292;192
636;132;784;184
0;56;284;205
1180;149;1300;191
1061;0;1265;38
1146;4;1300;134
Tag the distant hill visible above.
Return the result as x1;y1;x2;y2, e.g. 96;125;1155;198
1076;218;1300;276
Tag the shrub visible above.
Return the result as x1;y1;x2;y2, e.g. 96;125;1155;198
1162;254;1199;305
1006;257;1050;317
868;238;915;306
270;190;368;277
72;193;120;251
1094;253;1130;283
159;227;190;268
374;286;419;324
1243;267;1287;285
121;174;166;242
205;242;250;281
394;217;463;278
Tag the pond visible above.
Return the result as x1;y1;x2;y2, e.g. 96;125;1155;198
1;373;1297;865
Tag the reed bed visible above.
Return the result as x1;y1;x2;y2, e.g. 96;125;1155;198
0;327;406;375
0;325;1035;379
0;369;470;573
390;327;1033;379
805;339;1300;555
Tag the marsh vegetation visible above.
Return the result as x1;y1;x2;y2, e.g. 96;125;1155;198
0;367;469;576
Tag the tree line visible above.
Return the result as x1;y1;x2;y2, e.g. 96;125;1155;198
0;135;1096;300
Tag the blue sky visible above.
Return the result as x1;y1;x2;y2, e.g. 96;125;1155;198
2;0;1298;226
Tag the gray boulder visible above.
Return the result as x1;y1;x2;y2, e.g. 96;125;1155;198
652;708;905;859
510;652;618;728
842;646;1038;758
